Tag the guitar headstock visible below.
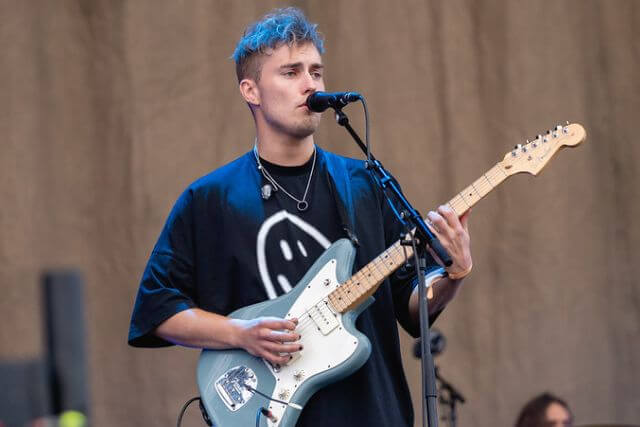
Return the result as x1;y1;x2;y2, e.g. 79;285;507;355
500;123;586;176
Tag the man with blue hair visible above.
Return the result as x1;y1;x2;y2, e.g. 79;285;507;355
129;7;472;426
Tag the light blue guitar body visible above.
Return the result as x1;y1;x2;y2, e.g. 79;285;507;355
197;238;374;427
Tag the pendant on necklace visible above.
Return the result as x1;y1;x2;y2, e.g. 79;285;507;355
297;201;309;212
261;184;273;200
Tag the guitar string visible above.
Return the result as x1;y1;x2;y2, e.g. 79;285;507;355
283;152;554;333
278;196;484;340
286;174;490;329
262;150;519;391
275;167;500;339
284;243;411;334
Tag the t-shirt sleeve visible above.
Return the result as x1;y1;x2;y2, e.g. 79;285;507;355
378;182;444;338
128;189;198;347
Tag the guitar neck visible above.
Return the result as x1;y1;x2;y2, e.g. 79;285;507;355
327;162;508;313
327;122;587;313
446;163;509;216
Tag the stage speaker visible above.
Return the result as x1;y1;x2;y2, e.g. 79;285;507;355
0;359;49;426
42;270;89;417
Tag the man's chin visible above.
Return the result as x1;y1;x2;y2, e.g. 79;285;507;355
290;119;321;139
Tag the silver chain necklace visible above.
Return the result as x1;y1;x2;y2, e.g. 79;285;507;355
253;143;316;212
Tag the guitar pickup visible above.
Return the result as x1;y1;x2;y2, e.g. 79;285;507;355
309;300;339;335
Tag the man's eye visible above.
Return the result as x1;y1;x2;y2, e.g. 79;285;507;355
283;71;296;77
312;72;323;79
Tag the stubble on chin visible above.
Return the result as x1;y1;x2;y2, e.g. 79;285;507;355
290;113;321;139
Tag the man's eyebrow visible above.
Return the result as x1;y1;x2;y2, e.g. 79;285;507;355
279;62;324;70
279;62;303;69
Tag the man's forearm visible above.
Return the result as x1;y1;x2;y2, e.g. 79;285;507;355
154;308;240;349
408;277;464;325
154;308;302;365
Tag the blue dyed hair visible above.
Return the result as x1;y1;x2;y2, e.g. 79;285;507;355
232;7;324;82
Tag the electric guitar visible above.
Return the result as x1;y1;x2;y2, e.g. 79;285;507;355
197;123;587;426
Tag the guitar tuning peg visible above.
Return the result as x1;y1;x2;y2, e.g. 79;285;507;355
555;125;563;131
566;120;570;125
532;135;542;147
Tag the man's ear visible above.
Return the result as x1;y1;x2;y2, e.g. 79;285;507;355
239;79;260;107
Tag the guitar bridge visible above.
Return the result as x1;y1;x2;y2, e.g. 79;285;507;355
214;366;257;412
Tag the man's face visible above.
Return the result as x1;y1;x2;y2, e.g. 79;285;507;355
251;42;325;139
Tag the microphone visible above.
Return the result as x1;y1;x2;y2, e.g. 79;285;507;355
306;91;362;112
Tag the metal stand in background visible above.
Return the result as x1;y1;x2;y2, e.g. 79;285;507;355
435;368;466;427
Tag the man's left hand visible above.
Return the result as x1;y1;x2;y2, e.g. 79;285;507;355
426;205;472;279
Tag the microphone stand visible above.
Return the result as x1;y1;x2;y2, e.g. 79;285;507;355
333;107;452;427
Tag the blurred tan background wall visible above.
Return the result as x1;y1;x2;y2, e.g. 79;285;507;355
1;0;639;425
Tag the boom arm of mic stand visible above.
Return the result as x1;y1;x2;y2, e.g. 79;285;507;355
333;108;453;267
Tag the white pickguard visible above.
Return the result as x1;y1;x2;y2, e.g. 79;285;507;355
265;259;359;426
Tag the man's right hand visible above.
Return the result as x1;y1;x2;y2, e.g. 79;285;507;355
230;317;302;365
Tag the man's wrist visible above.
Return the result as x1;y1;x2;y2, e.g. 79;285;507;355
225;318;244;348
446;262;472;280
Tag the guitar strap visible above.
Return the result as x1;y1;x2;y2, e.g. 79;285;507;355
322;150;360;248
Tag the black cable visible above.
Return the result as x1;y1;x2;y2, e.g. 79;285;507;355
244;384;295;407
360;97;371;163
176;396;202;427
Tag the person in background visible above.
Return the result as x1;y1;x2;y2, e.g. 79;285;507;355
515;392;573;427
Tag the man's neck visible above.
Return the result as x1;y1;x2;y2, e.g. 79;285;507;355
255;133;315;166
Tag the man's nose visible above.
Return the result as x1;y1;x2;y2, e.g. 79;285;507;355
301;72;319;93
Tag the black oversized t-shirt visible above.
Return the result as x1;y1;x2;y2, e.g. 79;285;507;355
128;147;441;427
